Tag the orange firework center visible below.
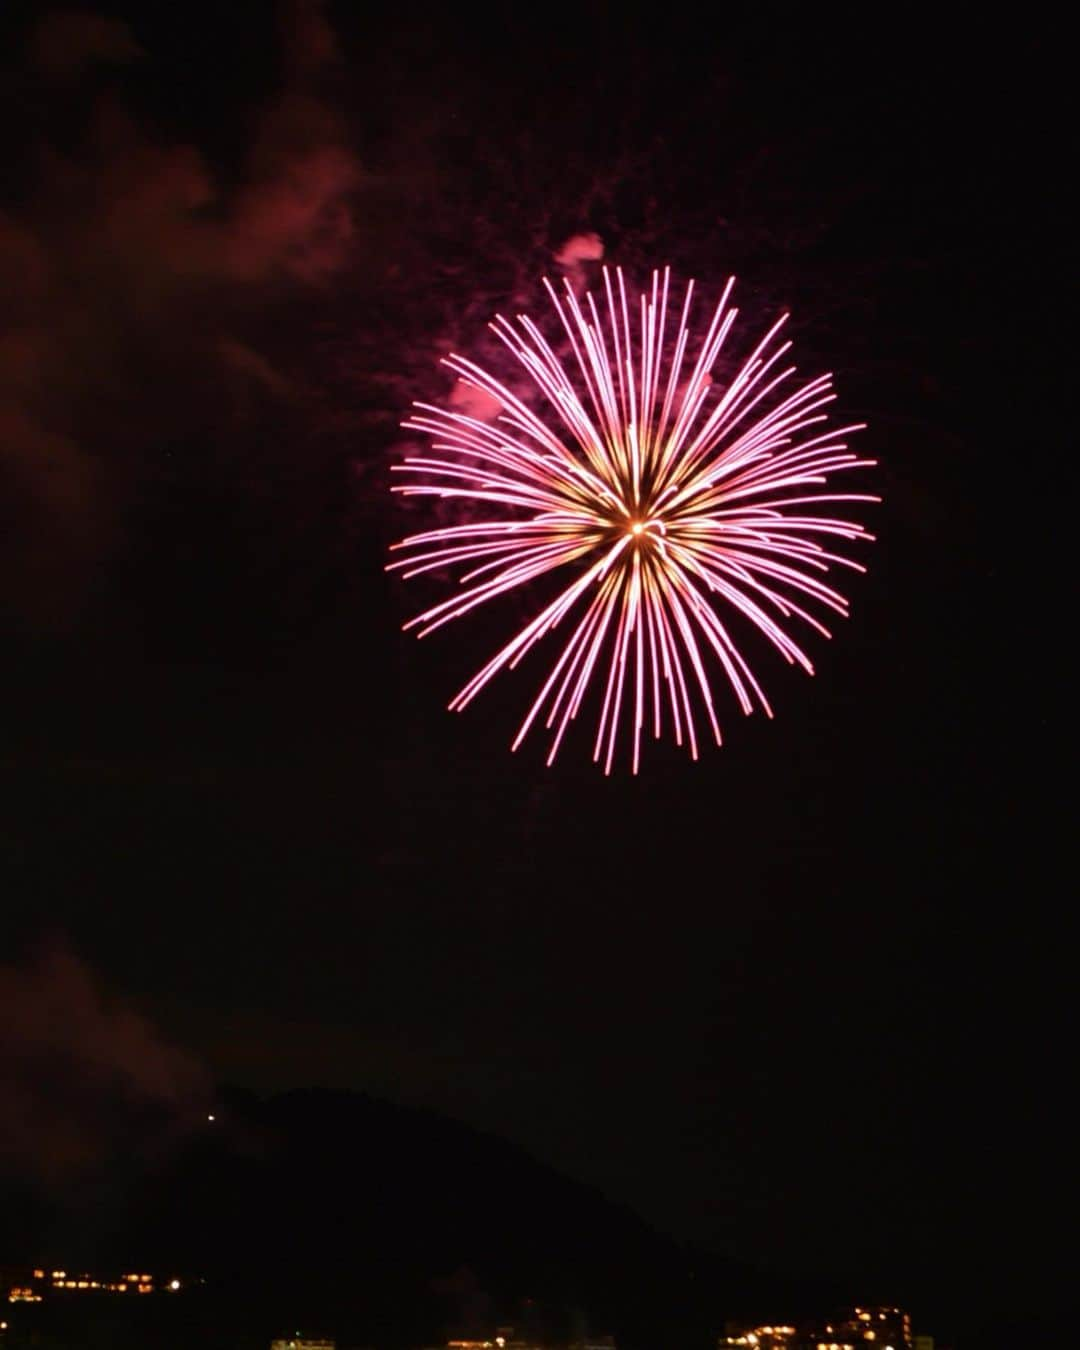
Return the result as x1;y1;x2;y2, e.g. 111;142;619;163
624;517;666;548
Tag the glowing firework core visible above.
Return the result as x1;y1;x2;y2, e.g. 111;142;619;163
389;267;878;773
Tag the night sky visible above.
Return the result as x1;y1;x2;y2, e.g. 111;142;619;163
0;2;1062;1344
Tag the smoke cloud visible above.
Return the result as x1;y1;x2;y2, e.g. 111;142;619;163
0;1;360;627
0;945;208;1183
554;231;604;294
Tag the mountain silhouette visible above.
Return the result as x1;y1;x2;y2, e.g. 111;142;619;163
3;1086;829;1347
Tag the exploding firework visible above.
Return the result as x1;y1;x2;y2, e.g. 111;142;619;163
389;267;877;773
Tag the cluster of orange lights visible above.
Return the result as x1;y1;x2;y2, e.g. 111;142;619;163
53;1271;151;1294
723;1329;797;1347
722;1307;910;1350
8;1270;181;1304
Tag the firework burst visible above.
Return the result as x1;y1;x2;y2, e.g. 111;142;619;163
389;267;878;773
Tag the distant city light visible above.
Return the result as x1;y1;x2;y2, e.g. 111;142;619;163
4;1277;926;1350
5;1264;188;1307
207;1113;216;1122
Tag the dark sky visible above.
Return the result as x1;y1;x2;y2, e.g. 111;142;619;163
0;0;1062;1339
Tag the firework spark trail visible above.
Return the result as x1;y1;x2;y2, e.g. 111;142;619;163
388;267;878;773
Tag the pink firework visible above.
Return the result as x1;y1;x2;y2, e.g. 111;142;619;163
389;267;878;773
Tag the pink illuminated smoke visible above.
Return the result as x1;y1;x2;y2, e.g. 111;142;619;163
389;267;878;773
